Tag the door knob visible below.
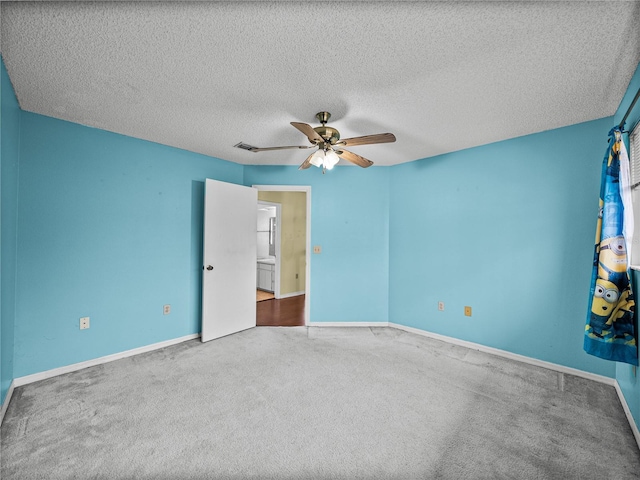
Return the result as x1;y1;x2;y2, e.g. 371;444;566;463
206;265;214;271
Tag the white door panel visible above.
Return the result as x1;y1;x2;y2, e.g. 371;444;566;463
202;179;257;342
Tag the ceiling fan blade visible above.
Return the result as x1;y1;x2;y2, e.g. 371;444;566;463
337;133;396;147
291;122;324;143
234;142;313;153
248;145;315;152
335;149;374;168
299;151;316;170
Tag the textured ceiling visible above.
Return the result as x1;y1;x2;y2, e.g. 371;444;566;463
1;2;640;167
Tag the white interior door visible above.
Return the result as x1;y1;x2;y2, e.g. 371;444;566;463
202;179;257;342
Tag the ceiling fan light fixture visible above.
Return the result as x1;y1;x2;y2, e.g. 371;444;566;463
309;150;325;167
323;150;340;170
309;149;340;170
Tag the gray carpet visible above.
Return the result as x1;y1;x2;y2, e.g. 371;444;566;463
2;327;639;479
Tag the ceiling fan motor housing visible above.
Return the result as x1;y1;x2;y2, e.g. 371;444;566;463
313;125;340;144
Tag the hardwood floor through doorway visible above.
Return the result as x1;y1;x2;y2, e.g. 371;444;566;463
256;294;305;327
256;290;274;302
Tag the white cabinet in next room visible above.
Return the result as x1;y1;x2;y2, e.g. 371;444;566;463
257;262;275;293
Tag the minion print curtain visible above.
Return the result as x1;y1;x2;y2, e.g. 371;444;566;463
585;127;638;366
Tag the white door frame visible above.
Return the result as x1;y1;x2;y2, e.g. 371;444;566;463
257;200;282;299
253;185;311;325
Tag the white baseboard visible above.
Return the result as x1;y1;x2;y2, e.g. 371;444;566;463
614;380;640;450
277;291;305;299
307;321;389;327
388;323;615;386
1;380;16;426
13;333;200;388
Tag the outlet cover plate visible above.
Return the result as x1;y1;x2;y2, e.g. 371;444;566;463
163;304;171;315
80;317;90;330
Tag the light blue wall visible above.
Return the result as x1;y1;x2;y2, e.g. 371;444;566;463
389;117;616;378
13;112;243;378
243;166;390;323
616;61;640;433
1;58;20;403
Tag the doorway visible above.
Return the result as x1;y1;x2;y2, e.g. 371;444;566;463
254;185;311;326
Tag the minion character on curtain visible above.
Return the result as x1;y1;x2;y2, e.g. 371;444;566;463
585;127;638;366
597;235;628;284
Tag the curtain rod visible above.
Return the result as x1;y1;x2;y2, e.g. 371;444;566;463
619;86;640;130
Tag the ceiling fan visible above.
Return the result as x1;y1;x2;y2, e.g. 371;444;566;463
234;112;396;173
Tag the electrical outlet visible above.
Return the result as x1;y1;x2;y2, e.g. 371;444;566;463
163;304;171;315
438;301;445;311
313;245;322;254
80;317;90;330
464;306;472;317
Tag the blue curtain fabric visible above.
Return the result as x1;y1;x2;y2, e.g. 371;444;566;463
585;128;638;366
